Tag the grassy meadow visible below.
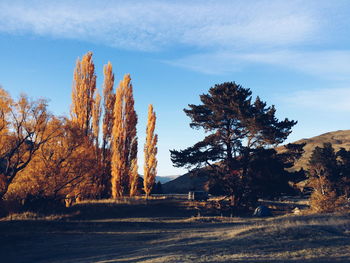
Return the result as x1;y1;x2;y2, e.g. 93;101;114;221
1;198;349;263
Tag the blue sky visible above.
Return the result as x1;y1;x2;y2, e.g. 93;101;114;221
0;0;350;176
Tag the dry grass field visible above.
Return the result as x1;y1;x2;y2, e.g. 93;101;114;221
1;198;349;263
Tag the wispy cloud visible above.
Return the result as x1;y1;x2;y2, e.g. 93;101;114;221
241;50;350;80
282;87;350;112
1;0;349;79
168;50;350;80
0;0;320;51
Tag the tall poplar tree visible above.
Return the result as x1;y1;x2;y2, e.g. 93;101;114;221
92;90;101;150
111;77;125;198
129;141;139;197
102;62;115;160
111;74;138;198
71;51;97;137
70;52;102;198
143;104;158;197
101;62;116;196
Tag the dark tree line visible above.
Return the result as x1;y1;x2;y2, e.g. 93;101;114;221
308;142;350;212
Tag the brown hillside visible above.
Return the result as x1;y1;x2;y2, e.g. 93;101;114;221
162;172;208;194
165;130;350;193
279;130;350;171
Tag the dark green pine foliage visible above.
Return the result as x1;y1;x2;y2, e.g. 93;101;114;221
309;143;350;198
170;82;304;209
336;148;350;196
309;143;338;183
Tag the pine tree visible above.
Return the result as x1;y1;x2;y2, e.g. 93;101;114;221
111;74;138;198
143;104;158;197
71;51;97;137
308;143;350;212
170;82;298;209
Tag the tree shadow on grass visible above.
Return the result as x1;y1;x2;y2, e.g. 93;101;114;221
69;199;204;220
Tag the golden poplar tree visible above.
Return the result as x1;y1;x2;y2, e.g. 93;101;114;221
143;104;158;197
92;90;101;149
129;144;139;197
101;62;116;196
71;51;97;137
70;52;102;198
124;76;138;197
111;79;125;198
111;74;138;198
102;62;116;160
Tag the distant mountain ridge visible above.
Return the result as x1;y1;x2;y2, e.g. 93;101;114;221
155;175;179;184
163;130;350;193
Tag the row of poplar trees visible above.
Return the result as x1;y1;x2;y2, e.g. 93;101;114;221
71;52;158;199
0;51;157;201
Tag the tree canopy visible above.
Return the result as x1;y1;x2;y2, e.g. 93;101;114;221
0;91;56;199
171;82;304;209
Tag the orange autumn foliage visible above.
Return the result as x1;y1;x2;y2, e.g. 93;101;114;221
102;62;116;155
7;119;100;200
0;91;56;199
71;51;97;137
100;62;116;196
92;90;101;150
111;74;138;198
0;88;12;136
70;52;104;198
143;104;158;197
1;53;159;205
